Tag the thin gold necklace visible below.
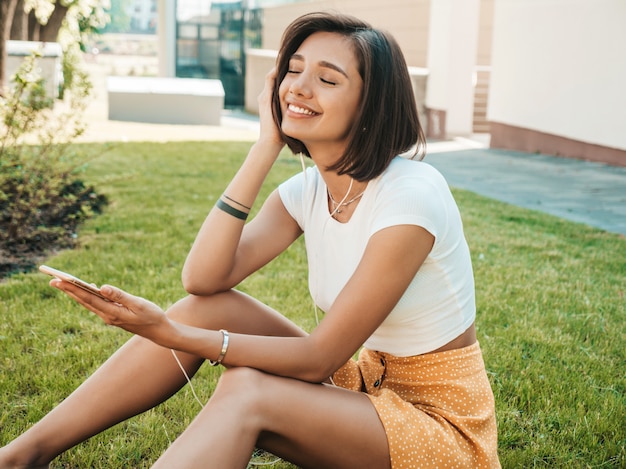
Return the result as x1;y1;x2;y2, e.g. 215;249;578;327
328;187;366;213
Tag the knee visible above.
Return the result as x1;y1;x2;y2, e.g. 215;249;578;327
165;292;229;328
211;367;270;417
215;367;266;397
165;294;202;324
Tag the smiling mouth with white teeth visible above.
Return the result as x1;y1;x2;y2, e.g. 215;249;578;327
288;104;319;116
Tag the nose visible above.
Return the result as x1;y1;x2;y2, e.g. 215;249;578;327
288;72;313;98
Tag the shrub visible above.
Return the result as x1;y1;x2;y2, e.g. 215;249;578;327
0;49;107;276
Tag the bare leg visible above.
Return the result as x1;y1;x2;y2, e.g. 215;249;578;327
0;290;306;468
152;367;391;469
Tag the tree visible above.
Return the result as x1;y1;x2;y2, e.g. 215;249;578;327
0;0;110;93
0;0;20;95
9;0;27;41
0;5;110;275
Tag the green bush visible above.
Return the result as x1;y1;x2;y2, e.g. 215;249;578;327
0;50;107;276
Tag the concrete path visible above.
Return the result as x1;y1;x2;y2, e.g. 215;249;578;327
426;139;626;236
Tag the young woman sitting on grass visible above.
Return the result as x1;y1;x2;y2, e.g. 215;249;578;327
0;12;500;469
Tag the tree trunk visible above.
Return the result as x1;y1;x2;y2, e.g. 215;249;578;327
39;2;69;43
28;10;40;41
0;0;20;94
9;0;27;40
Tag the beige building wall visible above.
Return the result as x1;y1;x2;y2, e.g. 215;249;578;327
424;0;481;137
260;0;430;68
476;0;494;67
488;0;626;164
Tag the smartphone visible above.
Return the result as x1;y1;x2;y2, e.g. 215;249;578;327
39;265;110;301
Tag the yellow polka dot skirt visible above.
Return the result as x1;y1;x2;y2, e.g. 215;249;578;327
332;342;500;468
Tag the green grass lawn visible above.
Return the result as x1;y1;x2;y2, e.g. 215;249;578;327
0;141;624;468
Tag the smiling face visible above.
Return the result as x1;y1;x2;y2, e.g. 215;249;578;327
278;32;363;158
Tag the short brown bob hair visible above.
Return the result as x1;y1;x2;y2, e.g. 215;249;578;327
272;12;426;181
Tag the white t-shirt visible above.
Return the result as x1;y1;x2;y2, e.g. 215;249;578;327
278;156;475;356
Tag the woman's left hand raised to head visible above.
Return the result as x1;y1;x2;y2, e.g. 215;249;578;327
257;67;284;150
50;278;175;347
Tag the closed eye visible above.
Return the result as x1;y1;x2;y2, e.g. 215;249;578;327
320;77;337;85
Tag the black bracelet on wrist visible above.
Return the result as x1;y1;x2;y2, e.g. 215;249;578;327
216;199;248;221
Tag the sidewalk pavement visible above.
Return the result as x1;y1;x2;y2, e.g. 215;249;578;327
426;138;626;237
77;94;626;237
